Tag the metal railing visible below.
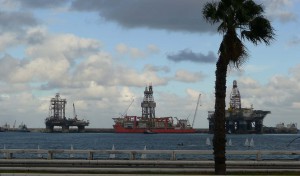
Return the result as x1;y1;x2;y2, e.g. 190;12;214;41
0;149;300;160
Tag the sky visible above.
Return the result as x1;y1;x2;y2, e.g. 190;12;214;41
0;0;300;129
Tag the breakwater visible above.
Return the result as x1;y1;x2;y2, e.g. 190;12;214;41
28;128;210;133
28;128;115;133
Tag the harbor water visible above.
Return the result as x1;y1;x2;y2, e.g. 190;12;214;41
0;132;299;160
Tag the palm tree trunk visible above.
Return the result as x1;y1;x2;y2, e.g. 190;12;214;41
213;55;228;175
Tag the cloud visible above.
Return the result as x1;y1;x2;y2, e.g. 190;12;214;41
0;24;46;51
70;0;296;33
147;44;160;54
0;11;38;32
0;26;46;52
73;52;169;87
0;54;71;84
71;0;215;33
0;30;102;86
116;43;145;58
143;65;170;73
7;0;69;9
115;43;160;59
175;70;205;83
26;33;101;62
260;0;297;23
0;28;169;94
0;33;19;51
10;57;70;83
0;55;19;81
25;26;48;45
167;49;216;63
291;102;300;109
287;36;300;46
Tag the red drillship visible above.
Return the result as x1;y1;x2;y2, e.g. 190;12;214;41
113;85;196;134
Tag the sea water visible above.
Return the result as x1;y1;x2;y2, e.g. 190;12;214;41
0;132;299;160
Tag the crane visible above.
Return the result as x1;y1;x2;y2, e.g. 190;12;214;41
73;103;77;120
122;98;134;117
13;120;16;129
192;94;201;128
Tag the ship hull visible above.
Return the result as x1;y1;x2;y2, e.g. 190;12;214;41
113;125;196;133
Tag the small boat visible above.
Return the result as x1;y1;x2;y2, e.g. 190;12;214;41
227;139;233;146
249;138;254;147
144;130;156;134
70;145;74;158
17;123;30;132
244;138;249;147
141;146;147;159
109;145;116;159
177;143;184;146
37;145;42;158
206;137;211;146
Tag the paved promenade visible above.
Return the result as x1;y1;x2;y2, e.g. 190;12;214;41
0;159;300;175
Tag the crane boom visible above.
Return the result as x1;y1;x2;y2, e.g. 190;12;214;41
13;120;16;129
192;94;201;128
122;98;134;117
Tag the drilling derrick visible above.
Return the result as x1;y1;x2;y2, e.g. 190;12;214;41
230;80;241;110
208;80;271;134
45;93;89;133
141;85;156;127
50;93;67;120
141;85;156;118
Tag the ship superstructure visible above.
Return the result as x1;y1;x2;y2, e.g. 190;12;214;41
208;80;271;134
113;85;196;133
274;123;298;133
45;93;89;132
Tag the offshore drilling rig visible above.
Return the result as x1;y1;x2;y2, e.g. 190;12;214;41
208;80;271;134
45;93;89;132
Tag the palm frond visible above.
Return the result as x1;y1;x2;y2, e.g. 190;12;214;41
204;0;275;66
241;16;275;45
236;0;263;24
219;32;248;68
202;2;219;25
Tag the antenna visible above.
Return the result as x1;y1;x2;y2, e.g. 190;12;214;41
192;94;201;128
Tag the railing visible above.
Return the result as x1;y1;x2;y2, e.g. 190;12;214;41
0;149;300;161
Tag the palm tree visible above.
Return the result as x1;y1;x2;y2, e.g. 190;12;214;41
202;0;274;174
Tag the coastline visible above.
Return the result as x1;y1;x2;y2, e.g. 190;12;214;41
2;127;296;134
27;128;210;133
